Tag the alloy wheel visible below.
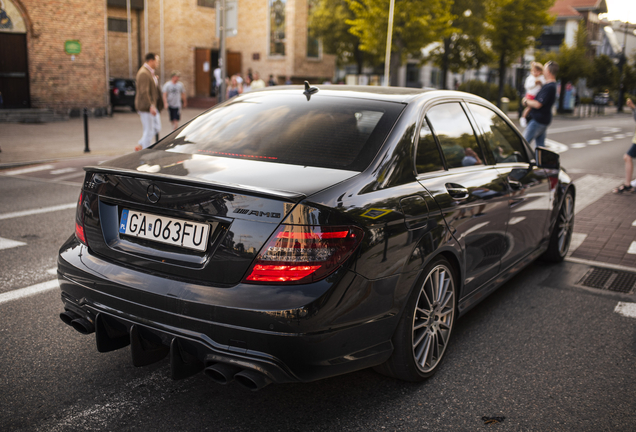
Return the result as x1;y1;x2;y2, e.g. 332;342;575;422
412;264;455;374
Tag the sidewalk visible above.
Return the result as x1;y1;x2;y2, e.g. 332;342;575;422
0;104;635;274
0;107;205;168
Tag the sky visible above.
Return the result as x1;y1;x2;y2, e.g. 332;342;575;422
600;0;636;24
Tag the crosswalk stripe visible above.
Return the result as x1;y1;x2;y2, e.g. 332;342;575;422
0;280;59;305
0;237;27;250
0;203;76;220
615;302;636;319
3;165;55;175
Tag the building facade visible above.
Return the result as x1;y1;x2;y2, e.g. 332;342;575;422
0;0;335;112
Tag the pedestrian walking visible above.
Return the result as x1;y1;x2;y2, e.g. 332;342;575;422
612;98;636;193
522;61;558;149
134;53;163;151
226;75;243;99
519;62;545;128
162;71;187;130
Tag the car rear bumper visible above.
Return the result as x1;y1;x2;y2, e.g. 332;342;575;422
57;238;404;386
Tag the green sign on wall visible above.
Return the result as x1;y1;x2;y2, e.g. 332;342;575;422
64;40;81;55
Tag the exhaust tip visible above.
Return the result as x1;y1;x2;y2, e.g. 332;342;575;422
234;370;272;391
204;363;241;385
70;318;95;335
60;311;79;326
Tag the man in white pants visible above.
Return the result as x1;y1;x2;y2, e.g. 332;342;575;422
135;53;163;151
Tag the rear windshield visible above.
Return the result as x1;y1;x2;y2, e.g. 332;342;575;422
155;92;404;171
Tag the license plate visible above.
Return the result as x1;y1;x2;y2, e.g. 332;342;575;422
119;209;212;252
125;90;135;96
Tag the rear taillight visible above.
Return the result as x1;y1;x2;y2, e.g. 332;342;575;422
112;88;119;95
75;192;87;245
244;225;364;284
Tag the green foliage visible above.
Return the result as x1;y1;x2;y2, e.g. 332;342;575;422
427;0;493;88
308;0;376;71
346;0;454;64
484;0;555;105
588;54;619;93
458;79;518;102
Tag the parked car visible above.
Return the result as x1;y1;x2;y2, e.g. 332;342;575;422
593;92;610;106
58;85;574;391
109;77;136;111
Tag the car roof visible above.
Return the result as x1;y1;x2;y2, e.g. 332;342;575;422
248;85;437;104
243;85;490;106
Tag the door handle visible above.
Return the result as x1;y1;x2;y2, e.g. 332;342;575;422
445;183;469;200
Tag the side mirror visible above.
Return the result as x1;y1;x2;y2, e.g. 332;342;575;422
535;147;560;170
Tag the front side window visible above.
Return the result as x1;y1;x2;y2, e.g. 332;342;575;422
468;103;529;164
270;0;286;56
426;103;484;169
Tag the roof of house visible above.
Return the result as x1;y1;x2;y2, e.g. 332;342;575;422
550;0;608;19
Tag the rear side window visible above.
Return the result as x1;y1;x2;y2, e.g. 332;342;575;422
426;103;484;169
468;103;529;164
416;118;444;174
155;93;404;172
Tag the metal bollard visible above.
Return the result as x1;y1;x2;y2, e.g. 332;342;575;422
83;108;90;153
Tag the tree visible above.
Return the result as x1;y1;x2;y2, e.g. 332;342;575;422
308;0;375;74
588;54;619;93
427;0;492;89
347;0;453;86
537;23;591;112
484;0;555;107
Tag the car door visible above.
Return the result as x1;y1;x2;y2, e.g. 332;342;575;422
417;102;509;295
466;103;551;270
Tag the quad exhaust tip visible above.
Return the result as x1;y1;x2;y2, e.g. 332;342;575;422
59;310;95;334
205;363;271;391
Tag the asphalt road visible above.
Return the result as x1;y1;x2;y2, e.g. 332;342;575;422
0;115;635;431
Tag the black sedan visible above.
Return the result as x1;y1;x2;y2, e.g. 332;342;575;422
58;85;574;390
109;77;136;111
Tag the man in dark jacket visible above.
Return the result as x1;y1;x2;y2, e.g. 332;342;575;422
522;61;558;149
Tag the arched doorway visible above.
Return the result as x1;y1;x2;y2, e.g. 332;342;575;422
0;0;29;108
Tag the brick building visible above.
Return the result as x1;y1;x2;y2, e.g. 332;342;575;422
0;0;335;112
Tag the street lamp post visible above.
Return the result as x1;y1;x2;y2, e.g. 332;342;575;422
617;21;628;113
383;0;395;87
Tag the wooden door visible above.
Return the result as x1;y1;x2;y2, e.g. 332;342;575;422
195;48;211;97
0;33;30;108
226;51;241;78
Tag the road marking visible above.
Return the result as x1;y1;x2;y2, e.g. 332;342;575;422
3;164;55;175
614;134;626;139
572;174;622;214
0;279;58;305
0;203;76;220
548;125;593;134
570;143;586;148
633;220;636;227
544;139;569;153
628;242;636;255
601;137;614;142
47;267;57;275
587;139;602;145
0;237;27;250
50;168;77;175
614;302;636;319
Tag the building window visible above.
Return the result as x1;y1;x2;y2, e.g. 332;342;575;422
108;18;128;33
198;0;215;7
270;0;286;56
307;0;320;58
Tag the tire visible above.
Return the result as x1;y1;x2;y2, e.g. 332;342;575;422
540;190;574;263
375;256;457;381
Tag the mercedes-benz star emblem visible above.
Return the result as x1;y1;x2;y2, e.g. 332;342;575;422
146;184;161;203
